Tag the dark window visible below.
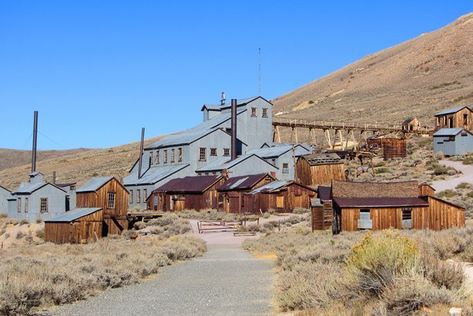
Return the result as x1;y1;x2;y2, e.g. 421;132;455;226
402;208;412;220
40;198;48;213
464;114;468;126
17;198;21;213
130;190;134;204
171;149;175;163
24;197;28;213
448;136;455;141
155;150;160;165
137;189;141;203
210;148;217;156
178;148;183;162
251;107;257;117
107;192;116;209
164;150;168;163
461;132;468;137
199;148;206;161
282;163;289;174
262;108;268;118
149;152;154;166
223;148;230;157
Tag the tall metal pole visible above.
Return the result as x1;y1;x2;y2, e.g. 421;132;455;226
31;111;38;173
138;128;145;179
231;99;238;160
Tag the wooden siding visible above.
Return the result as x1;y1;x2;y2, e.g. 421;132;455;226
45;209;103;244
311;201;333;231
435;107;473;130
296;158;345;187
419;184;435;197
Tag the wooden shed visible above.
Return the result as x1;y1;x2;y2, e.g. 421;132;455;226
148;175;224;211
367;136;406;160
331;180;464;233
217;173;274;213
435;105;473;131
311;198;333;231
296;153;345;187
44;208;103;243
76;176;129;235
402;117;420;132
243;180;316;214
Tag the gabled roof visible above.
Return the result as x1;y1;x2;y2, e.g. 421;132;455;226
435;105;472;116
0;185;11;193
433;128;472;137
302;153;342;166
76;176;114;193
154;175;222;194
334;197;429;208
124;164;190;186
45;208;102;223
218;173;274;192
196;154;278;173
14;181;66;195
332;180;419;199
200;96;272;111
246;144;311;159
248;180;315;194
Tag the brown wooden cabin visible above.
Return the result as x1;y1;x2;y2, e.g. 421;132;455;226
402;117;420;132
367;136;406;160
147;175;224;211
296;153;345;187
332;180;465;233
45;208;103;243
75;176;129;235
243;180;316;214
419;183;436;197
217;173;275;213
435;105;473;131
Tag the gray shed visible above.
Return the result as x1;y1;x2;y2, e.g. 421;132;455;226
433;128;473;156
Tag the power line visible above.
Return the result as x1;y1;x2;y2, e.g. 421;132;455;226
38;130;67;149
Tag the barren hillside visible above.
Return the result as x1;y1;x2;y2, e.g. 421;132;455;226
273;13;473;127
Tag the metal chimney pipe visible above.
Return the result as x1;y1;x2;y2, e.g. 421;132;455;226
231;99;237;160
31;111;38;173
138;128;145;179
52;171;56;184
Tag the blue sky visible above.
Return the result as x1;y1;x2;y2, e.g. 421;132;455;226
1;1;472;149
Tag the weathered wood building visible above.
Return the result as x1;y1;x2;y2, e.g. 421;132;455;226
44;208;103;243
75;176;129;235
331;180;464;233
217;173;274;213
435;106;473;130
367;136;407;160
296;153;345;187
147;175;224;211
243;180;316;214
402;117;420;132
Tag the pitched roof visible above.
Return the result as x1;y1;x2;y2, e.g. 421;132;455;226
402;117;416;125
302;153;342;165
45;208;102;222
123;164;190;186
196;154;277;173
154;175;222;193
317;186;332;201
334;197;429;208
246;144;311;158
433;128;472;137
248;180;291;194
218;173;273;191
14;181;66;195
331;180;419;199
201;96;271;111
0;185;11;193
76;176;114;193
435;105;472;116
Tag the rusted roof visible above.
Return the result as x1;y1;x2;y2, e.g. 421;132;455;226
302;153;342;166
334;197;429;208
332;180;419;199
155;175;222;193
218;173;272;191
317;186;331;201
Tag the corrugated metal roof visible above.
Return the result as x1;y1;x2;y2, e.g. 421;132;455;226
45;208;102;222
433;128;469;137
76;176;113;193
124;164;190;186
202;96;259;110
248;180;291;194
435;106;471;116
218;173;270;191
155;175;221;193
196;154;277;173
246;144;311;158
303;153;342;165
334;197;429;208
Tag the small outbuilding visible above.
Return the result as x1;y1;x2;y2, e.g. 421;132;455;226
148;175;224;211
433;128;473;156
434;105;473;130
217;173;275;213
45;208;103;243
243;180;316;214
367;135;407;160
296;153;345;187
402;117;420;132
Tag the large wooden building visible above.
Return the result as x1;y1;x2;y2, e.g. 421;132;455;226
435;106;473;130
217;173;274;213
367;135;407;160
147;175;224;211
243;180;316;214
296;153;345;187
331;180;465;233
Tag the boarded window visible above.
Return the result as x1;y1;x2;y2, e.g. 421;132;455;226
130;190;134;204
262;108;268;118
199;148;206;161
223;148;230;156
171;149;175;163
282;163;289;174
137;189;141;203
251;107;257;117
178;148;183;162
164;150;168;163
276;196;284;208
210;148;217;156
40;198;48;213
17;198;21;213
107;192;116;209
24;197;28;213
358;209;372;229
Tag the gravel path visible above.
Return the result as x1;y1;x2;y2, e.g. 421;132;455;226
432;160;473;191
51;244;273;316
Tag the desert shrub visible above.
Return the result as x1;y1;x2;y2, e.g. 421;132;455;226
421;256;464;290
375;167;391;174
293;208;310;214
145;214;191;237
431;163;450;175
35;228;45;240
262;212;270;218
463;156;473;165
456;182;473;190
16;231;25;240
437;189;458;199
19;219;29;225
133;221;147;230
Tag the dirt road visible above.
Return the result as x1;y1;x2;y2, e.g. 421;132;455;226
432;160;473;191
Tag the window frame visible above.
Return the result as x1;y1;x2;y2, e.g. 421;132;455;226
130;190;134;204
17;197;22;213
171;148;175;163
107;192;116;209
40;198;48;213
262;108;268;118
210;148;217;156
251;107;257;117
178;147;183;162
137;189;141;204
223;148;230;157
164;150;168;164
24;197;28;213
155;150;160;165
282;163;289;174
199;147;207;162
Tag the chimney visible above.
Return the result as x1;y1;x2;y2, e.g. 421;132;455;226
52;171;56;184
231;99;238;160
220;92;226;106
31;111;38;174
222;169;230;180
138;128;145;179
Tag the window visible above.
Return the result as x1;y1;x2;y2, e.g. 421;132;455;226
223;148;230;157
276;196;284;208
271;158;276;166
149;151;154;166
402;208;413;229
210;148;217;156
464;114;468;126
461;132;468;137
178;148;183;162
199;148;206;162
282;163;289;174
262;108;268;118
17;198;21;213
137;189;141;203
155;150;160;165
107;192;116;209
24;197;28;213
251;107;257;117
130;190;134;204
171;149;175;163
144;189;148;201
358;209;372;229
40;198;48;213
164;150;168;164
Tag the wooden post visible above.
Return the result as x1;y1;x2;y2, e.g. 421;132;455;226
325;129;332;149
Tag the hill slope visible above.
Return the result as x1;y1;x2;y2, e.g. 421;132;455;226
273;13;473;127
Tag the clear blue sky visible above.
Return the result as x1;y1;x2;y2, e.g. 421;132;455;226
1;1;472;150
